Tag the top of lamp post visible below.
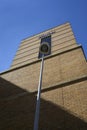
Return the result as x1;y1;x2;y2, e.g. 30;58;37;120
39;42;50;55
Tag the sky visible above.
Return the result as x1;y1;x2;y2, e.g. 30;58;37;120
0;0;87;72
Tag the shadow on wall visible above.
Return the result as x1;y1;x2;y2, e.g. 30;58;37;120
0;77;87;130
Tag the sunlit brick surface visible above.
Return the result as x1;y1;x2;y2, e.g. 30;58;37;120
11;22;77;69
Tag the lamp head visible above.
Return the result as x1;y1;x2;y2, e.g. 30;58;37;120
39;42;50;55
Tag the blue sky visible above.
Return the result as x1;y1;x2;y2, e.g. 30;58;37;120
0;0;87;72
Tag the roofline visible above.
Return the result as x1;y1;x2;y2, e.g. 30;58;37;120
21;21;70;42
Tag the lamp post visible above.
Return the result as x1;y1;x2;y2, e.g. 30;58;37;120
33;42;50;130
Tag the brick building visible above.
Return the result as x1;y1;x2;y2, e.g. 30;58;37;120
0;22;87;130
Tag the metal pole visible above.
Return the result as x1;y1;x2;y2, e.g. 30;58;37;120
33;55;44;130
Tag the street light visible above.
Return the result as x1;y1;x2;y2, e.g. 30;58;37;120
39;42;50;55
33;42;50;130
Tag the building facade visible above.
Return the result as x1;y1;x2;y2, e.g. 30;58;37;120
0;22;87;130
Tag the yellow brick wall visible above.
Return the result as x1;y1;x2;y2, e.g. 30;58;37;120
11;22;77;69
1;47;87;93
